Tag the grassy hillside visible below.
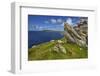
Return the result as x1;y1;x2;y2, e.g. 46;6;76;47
28;37;88;61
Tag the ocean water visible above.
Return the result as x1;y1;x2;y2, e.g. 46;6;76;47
28;31;64;48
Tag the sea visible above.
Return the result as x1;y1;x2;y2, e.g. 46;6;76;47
28;31;64;48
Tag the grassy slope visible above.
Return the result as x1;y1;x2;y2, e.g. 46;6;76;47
28;37;88;61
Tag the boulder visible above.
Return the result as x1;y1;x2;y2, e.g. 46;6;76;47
58;44;66;54
53;45;59;53
64;22;87;47
53;44;66;54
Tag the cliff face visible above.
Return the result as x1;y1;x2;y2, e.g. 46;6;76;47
64;22;87;47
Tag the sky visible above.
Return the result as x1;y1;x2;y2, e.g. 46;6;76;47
28;15;83;31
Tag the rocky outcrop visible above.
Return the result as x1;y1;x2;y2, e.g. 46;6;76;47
64;21;88;47
50;40;67;54
53;43;66;54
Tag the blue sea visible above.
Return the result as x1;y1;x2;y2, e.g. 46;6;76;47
28;31;64;48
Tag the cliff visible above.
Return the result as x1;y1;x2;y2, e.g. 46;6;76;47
64;21;87;47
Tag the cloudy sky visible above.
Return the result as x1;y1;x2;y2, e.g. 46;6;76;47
28;15;82;31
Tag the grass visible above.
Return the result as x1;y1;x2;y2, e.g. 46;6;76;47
28;37;88;61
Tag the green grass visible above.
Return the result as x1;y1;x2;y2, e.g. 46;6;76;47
28;37;88;61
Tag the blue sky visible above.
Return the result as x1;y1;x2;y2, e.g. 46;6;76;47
28;15;82;31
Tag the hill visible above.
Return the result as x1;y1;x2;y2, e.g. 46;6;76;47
28;37;88;60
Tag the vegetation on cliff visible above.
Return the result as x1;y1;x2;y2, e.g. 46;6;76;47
28;37;88;60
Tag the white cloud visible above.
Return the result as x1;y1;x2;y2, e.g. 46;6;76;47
32;25;37;29
66;18;73;25
57;19;63;23
28;25;39;31
51;19;56;24
39;26;43;29
73;24;78;26
60;22;64;26
50;18;63;24
44;21;49;24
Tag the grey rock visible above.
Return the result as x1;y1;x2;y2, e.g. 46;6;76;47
64;22;87;47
